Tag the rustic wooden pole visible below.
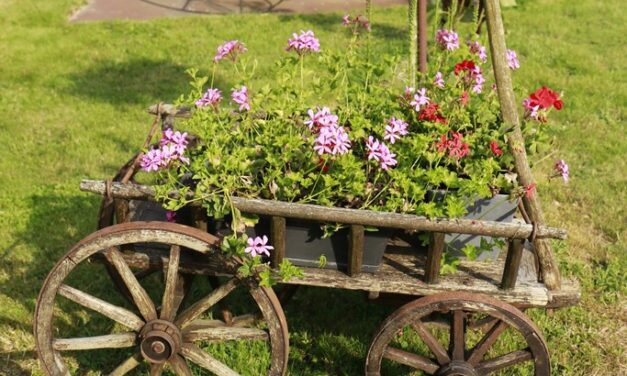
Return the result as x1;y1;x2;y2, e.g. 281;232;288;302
483;0;561;290
347;225;365;276
270;216;286;267
501;239;524;290
408;0;418;84
418;0;428;74
424;232;445;283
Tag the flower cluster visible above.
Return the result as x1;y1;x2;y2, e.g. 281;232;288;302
305;107;339;132
231;86;250;111
433;72;445;88
409;88;430;111
196;88;222;108
467;40;488;63
454;60;484;93
245;235;274;257
366;136;397;170
418;103;447;124
140;129;189;172
436;132;470;160
435;29;459;51
384;117;409;144
306;107;351;156
506;49;520;70
490;140;504;157
286;30;321;55
554;159;569;182
342;14;371;32
523;86;563;121
214;40;247;63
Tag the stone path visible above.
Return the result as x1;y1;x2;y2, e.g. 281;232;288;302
71;0;407;22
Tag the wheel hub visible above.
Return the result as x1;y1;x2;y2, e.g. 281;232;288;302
436;361;479;376
139;320;182;364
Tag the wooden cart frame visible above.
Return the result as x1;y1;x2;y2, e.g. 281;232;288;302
34;1;580;375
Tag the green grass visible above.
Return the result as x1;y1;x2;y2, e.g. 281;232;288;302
0;0;625;374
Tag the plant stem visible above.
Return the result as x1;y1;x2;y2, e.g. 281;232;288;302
300;54;304;102
408;0;418;86
210;63;217;88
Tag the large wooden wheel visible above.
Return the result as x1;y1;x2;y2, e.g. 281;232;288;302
366;292;549;375
35;222;289;375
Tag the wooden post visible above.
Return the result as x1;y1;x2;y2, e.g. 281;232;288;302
270;217;286;267
483;0;561;290
418;0;428;74
424;232;445;283
347;225;365;276
501;239;524;290
408;0;418;85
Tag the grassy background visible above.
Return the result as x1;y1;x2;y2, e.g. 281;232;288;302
0;0;625;374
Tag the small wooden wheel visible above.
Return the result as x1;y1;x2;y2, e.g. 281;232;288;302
366;292;549;376
35;222;289;375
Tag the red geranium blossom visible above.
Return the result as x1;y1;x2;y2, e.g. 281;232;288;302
490;140;503;157
527;86;563;111
459;91;469;106
418;103;447;124
454;60;476;75
524;182;537;198
435;132;470;159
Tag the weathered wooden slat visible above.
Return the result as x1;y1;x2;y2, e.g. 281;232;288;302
149;363;164;376
183;326;268;342
175;278;239;328
160;245;181;321
53;333;137;351
181;343;239;376
501;239;524;290
467;320;509;365
476;349;533;373
424;232;445;284
270;216;286;267
450;310;465;361
383;347;439;373
80;180;567;240
58;284;145;332
412;320;450;365
104;247;158;322
484;0;561;290
168;354;192;376
347;225;364;276
109;351;143;376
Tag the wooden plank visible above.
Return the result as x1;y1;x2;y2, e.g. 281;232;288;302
180;343;239;376
53;333;137;351
183;326;268;342
160;245;181;321
270;216;286;267
424;232;445;284
476;349;533;373
80;180;567;240
347;225;364;276
175;278;239;329
109;352;143;376
501;239;524;290
383;347;439;373
168;354;192;376
484;0;561;290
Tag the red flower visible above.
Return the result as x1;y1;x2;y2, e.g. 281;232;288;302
316;158;330;172
418;103;447;124
454;60;476;75
490;140;503;157
435;132;469;159
459;91;469;106
527;86;563;111
524;182;537;198
435;134;449;152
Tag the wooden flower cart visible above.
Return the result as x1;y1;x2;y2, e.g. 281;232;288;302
34;1;580;375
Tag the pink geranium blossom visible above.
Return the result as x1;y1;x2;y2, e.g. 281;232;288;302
410;88;430;111
384;117;409;144
314;124;351;156
433;72;445;88
166;211;177;223
507;49;520;70
245;235;274;257
140;148;165;172
196;88;222;108
366;136;397;170
467;40;488;63
435;29;459;51
231;86;250;111
214;40;247;63
554;160;569;182
305;107;338;132
286;30;321;55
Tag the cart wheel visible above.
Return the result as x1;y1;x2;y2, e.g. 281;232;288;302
366;292;549;376
35;222;289;376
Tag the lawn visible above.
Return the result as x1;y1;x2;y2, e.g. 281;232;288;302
0;0;625;375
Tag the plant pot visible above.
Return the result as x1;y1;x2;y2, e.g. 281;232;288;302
427;191;517;261
255;218;394;273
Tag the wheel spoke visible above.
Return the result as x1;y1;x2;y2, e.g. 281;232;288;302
231;313;263;327
105;247;157;321
383;346;439;374
109;351;142;375
412;320;450;365
181;343;240;376
184;326;269;342
476;349;533;374
58;284;145;332
168;354;192;376
175;278;239;329
450;310;466;361
53;333;137;351
467;320;509;365
161;245;181;321
149;363;164;376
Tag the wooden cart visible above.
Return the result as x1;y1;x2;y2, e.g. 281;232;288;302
34;1;580;375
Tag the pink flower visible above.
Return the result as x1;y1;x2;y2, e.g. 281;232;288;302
384;117;408;144
305;107;338;132
314;125;351;156
554;160;569;182
196;88;222;108
140;148;165;172
467;40;488;63
245;235;274;257
342;14;370;31
403;87;415;100
214;40;247;63
507;49;520;70
342;14;351;26
435;29;459;51
366;136;397;170
522;98;541;120
433;72;445;88
166;211;177;223
286;30;321;55
231;86;250;111
410;88;430;111
471;66;485;94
